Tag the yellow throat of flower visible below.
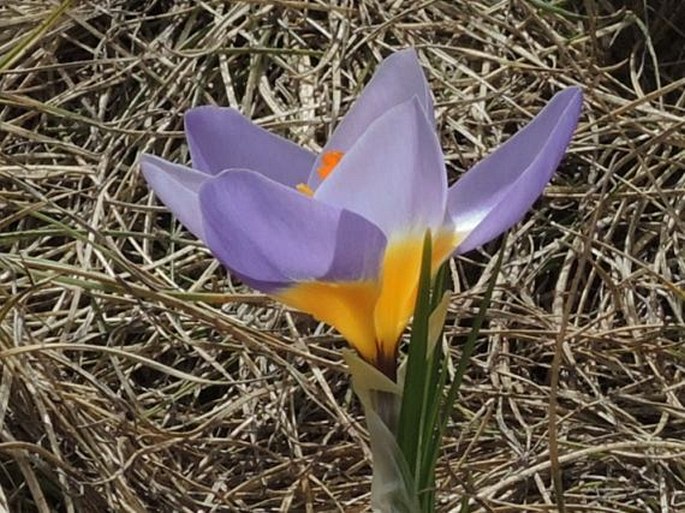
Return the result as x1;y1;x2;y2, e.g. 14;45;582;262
284;149;458;374
277;231;458;375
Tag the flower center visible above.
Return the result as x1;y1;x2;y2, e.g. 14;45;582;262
317;150;344;179
296;149;345;197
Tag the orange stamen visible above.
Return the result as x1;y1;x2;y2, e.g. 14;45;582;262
296;183;314;197
317;150;344;179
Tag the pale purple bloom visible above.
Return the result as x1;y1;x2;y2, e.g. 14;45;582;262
140;49;582;368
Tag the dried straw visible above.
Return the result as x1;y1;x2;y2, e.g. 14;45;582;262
1;1;683;511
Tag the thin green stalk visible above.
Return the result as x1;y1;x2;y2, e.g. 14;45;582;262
397;232;433;490
429;235;507;478
417;266;449;511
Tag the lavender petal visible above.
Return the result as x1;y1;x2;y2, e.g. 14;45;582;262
185;106;315;186
140;154;210;240
448;87;583;253
316;96;447;238
199;170;386;291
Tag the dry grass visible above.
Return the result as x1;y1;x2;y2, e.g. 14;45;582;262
1;1;684;511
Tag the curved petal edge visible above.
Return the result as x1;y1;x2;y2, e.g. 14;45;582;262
140;153;209;241
448;87;583;253
198;169;387;292
185;106;316;187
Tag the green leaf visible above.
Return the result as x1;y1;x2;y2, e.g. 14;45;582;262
427;291;450;359
397;231;433;491
418;286;450;511
429;235;508;477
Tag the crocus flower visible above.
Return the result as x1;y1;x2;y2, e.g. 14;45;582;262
141;49;582;376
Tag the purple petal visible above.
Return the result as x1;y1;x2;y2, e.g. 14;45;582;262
310;48;434;187
185;106;315;187
140;154;210;240
315;96;447;237
448;87;583;253
199;170;386;292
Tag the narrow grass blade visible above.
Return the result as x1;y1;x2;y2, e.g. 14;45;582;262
0;0;73;72
397;232;433;485
429;235;508;476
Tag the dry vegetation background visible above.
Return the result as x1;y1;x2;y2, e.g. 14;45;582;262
0;0;684;512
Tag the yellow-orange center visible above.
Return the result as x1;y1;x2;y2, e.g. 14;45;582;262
286;148;461;367
276;231;460;367
317;150;344;179
296;150;345;197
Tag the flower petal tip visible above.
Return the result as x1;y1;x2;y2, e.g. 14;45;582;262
139;154;209;241
552;86;583;122
184;106;315;185
448;87;583;254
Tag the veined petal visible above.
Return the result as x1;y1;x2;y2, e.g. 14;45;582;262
448;87;583;253
309;48;434;187
140;154;210;240
198;170;386;291
185;106;315;187
315;97;447;238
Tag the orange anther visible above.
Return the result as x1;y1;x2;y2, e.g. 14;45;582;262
317;150;344;179
296;183;314;197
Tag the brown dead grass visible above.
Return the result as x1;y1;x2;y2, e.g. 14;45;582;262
0;1;683;512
